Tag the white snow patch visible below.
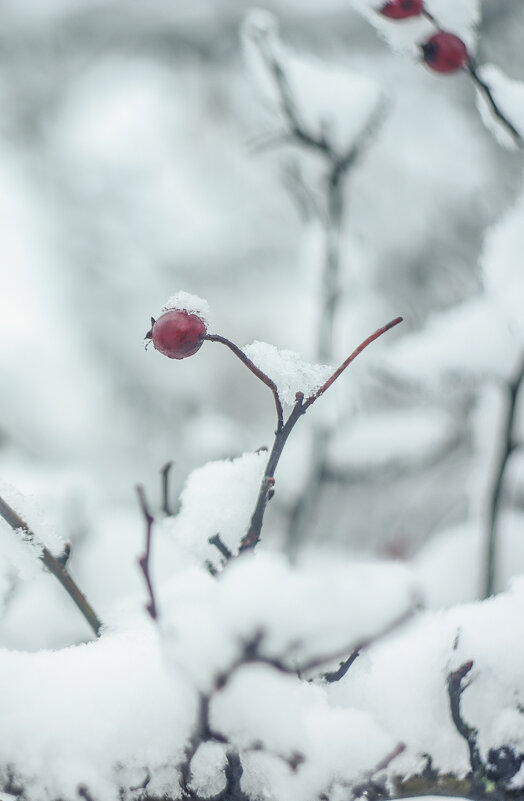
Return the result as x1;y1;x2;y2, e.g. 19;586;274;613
242;341;333;406
163;450;267;562
160;290;210;326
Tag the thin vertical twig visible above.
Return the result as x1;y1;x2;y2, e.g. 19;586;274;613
240;319;402;553
160;461;174;516
0;495;102;638
136;485;158;621
484;359;524;598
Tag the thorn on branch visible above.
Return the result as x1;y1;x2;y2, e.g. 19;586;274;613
136;485;158;621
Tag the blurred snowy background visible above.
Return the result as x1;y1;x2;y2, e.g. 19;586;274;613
1;0;524;649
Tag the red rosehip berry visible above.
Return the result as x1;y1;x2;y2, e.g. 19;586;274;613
145;309;207;359
421;31;469;73
379;0;423;19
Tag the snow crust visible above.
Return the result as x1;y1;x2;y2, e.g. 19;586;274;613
160;290;210;326
328;578;524;781
0;551;415;801
163;450;267;563
242;341;333;406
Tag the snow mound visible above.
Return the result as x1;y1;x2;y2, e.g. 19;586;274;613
242;341;333;406
161;291;210;325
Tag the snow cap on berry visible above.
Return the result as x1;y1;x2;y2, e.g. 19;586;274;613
161;291;210;327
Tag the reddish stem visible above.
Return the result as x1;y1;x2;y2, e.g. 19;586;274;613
205;334;284;431
304;316;403;408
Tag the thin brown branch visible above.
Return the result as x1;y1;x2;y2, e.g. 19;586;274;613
136;485;158;621
204;334;284;432
305;317;403;407
0;494;102;638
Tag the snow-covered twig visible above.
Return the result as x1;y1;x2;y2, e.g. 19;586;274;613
467;62;523;149
0;494;102;638
420;7;523;149
240;317;403;553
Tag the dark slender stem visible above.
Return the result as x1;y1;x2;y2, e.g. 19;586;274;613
160;461;174;516
305;317;403;408
467;62;523;149
239;395;306;552
321;648;360;683
0;495;102;638
484;360;524;598
241;317;403;553
209;533;233;562
447;661;484;780
204;334;284;432
136;485;158;621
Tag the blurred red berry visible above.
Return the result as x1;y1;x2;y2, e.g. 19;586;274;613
379;0;423;19
421;31;469;73
145;309;207;359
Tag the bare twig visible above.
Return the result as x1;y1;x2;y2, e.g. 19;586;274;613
484;360;524;598
209;534;233;562
136;485;158;621
0;494;102;638
321;648;360;683
241;318;403;553
305;317;404;407
204;334;284;432
447;660;484;780
350;742;407;801
467;62;523;149
160;461;174;516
